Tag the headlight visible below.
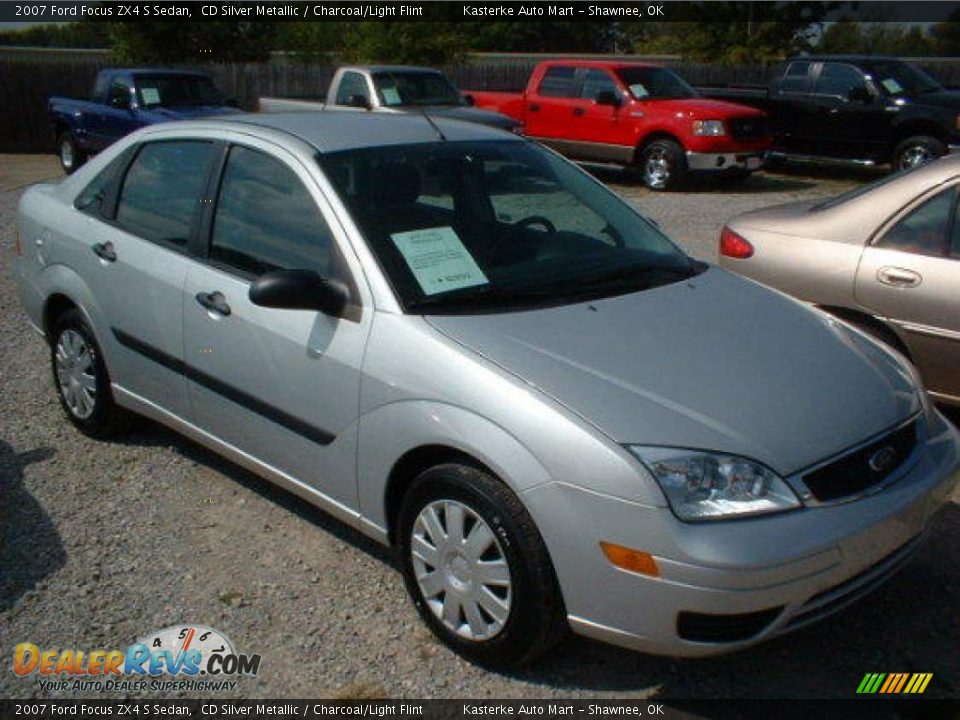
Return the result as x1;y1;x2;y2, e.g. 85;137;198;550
692;119;726;136
628;446;801;521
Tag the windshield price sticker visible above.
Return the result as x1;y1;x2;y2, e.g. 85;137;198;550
391;226;488;296
140;87;161;105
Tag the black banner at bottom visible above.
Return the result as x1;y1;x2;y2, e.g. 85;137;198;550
2;699;958;720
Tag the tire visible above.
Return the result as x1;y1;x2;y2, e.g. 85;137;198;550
50;308;125;438
397;463;566;666
893;135;946;172
639;139;687;191
57;132;86;175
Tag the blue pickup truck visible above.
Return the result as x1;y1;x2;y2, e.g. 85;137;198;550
49;68;241;173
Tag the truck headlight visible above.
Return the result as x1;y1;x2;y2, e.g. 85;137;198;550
628;446;801;521
692;119;726;136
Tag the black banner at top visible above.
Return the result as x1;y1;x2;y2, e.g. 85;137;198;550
2;1;960;23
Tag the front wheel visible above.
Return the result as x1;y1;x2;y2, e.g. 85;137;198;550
397;464;566;666
57;132;86;175
638;139;687;191
893;135;946;171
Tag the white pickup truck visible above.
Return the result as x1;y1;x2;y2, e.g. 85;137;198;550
259;65;520;132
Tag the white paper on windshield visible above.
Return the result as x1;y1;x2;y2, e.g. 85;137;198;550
381;87;402;105
140;87;161;105
881;78;904;94
391;226;488;296
629;83;649;98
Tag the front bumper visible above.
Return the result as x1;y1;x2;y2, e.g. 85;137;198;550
686;150;767;172
523;410;960;657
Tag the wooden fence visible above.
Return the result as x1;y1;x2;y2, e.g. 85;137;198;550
5;55;960;154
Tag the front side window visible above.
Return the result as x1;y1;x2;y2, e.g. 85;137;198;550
580;69;619;101
814;63;867;99
321;140;698;313
538;66;578;98
780;61;812;93
108;80;132;109
876;187;953;257
616;67;697;100
115;141;215;247
335;72;370;105
211;146;335;277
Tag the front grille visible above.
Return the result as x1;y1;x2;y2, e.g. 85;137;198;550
803;421;918;503
677;607;783;643
728;116;768;139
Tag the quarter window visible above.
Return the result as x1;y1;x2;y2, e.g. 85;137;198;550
876;188;952;257
211;146;335;277
538;66;578;98
115;141;215;247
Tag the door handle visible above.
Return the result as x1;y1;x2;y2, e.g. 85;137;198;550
877;266;921;288
528;103;539;112
92;242;116;262
195;291;232;316
573;107;585;116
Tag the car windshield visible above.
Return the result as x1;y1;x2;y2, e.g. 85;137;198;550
372;71;464;107
136;74;225;108
320;140;699;314
616;67;699;100
866;61;942;96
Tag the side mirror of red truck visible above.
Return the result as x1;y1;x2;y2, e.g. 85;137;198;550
595;90;621;108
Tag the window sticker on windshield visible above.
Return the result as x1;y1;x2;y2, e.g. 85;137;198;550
628;84;649;98
391;226;488;296
881;78;904;94
381;87;402;105
140;87;161;105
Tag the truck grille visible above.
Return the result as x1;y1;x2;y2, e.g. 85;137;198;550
802;421;918;503
728;116;768;139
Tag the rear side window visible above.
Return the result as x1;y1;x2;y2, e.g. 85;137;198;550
538;66;578;98
780;61;812;93
116;141;215;247
876;187;953;257
336;72;370;105
210;145;335;277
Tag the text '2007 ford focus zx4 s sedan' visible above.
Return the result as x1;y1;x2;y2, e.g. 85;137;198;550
13;113;960;665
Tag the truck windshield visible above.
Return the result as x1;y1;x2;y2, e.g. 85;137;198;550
319;140;698;314
616;67;699;100
866;61;942;96
136;74;225;108
372;71;464;107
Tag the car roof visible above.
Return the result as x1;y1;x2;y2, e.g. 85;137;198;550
101;68;212;77
538;59;660;70
216;111;519;153
343;65;442;74
787;55;901;63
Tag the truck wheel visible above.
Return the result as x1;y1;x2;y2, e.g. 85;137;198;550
397;463;566;666
57;133;86;175
893;136;946;171
639;140;687;191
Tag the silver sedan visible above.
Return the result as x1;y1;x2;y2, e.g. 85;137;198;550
14;112;960;665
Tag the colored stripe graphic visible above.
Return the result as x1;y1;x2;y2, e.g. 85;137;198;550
857;672;932;694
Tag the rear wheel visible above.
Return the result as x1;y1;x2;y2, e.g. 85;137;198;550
639;139;687;191
57;132;86;175
50;309;125;437
893;135;946;171
397;463;566;666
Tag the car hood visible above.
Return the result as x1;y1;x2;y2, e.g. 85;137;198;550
418;105;519;130
143;105;244;119
903;88;960;110
426;268;918;476
657;97;765;119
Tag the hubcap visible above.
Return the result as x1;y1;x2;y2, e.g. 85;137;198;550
644;148;671;189
899;145;933;170
411;499;513;641
60;140;74;169
55;329;96;419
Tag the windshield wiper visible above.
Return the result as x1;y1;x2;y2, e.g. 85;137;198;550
577;262;697;291
408;284;556;312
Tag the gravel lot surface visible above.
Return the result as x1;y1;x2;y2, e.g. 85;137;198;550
2;158;958;700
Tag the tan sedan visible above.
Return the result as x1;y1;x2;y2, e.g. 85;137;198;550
720;157;960;406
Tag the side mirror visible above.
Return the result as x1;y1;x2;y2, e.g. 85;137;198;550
463;93;475;106
848;86;872;103
249;269;350;317
594;90;621;107
346;94;371;110
109;94;130;110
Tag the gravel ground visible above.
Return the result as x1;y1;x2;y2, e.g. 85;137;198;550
2;161;959;700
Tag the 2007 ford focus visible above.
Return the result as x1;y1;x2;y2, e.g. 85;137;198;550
13;113;960;665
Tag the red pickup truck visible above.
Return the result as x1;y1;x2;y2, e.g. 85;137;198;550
467;60;772;190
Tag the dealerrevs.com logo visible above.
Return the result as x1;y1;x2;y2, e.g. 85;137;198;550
14;625;261;693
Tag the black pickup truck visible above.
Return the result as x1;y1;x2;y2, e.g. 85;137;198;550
702;55;960;170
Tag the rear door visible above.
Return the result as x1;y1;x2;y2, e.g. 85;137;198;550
855;184;960;402
81;138;219;418
807;61;889;160
183;138;371;510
